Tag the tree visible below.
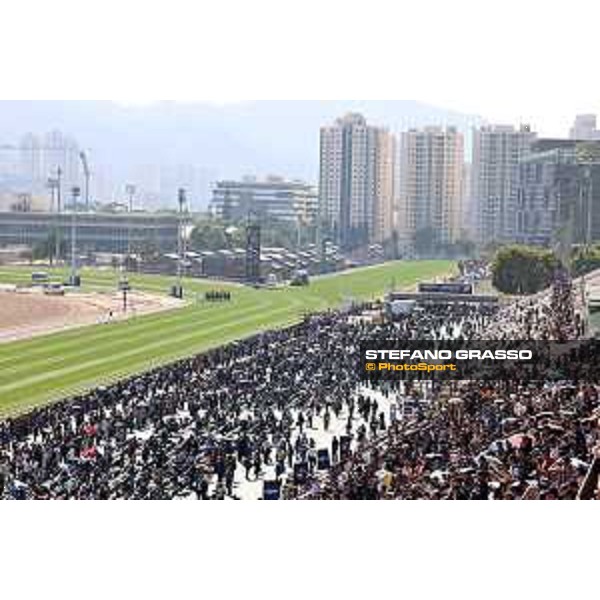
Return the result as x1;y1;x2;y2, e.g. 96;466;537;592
572;245;600;277
259;218;300;249
190;216;315;252
492;245;556;295
189;220;235;251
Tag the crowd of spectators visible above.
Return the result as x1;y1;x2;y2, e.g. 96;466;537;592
300;274;599;500
0;266;597;500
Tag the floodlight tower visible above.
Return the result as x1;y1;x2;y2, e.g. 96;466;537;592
56;166;63;212
47;175;59;264
56;166;63;263
176;188;188;297
47;176;58;212
125;184;136;271
70;186;81;286
79;151;91;210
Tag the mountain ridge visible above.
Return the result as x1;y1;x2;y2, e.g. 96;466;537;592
0;100;483;206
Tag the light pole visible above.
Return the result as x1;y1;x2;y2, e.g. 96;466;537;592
47;177;57;212
56;167;63;264
70;186;81;286
119;275;130;313
56;166;63;213
47;176;59;265
79;151;90;210
176;188;188;298
125;184;136;271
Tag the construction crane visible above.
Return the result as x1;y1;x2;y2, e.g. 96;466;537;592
79;151;90;210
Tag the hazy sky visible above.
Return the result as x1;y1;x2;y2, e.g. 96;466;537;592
3;0;599;138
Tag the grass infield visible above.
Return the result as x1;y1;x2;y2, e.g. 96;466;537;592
0;260;453;416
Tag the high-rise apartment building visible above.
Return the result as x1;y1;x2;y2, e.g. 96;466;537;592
18;130;81;200
319;113;395;248
569;114;600;141
19;133;44;183
43;130;80;193
399;126;465;250
0;145;21;181
471;124;536;246
462;162;474;236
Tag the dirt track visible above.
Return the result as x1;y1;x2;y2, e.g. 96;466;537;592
0;289;183;343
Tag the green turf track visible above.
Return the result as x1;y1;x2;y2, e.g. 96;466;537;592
0;261;453;416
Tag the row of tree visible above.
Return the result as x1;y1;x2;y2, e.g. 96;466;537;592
491;244;600;295
189;217;320;252
189;219;479;259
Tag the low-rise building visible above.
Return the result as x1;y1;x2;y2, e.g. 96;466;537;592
0;211;180;253
210;176;318;224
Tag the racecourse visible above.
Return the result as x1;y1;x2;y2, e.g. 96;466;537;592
0;260;453;416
